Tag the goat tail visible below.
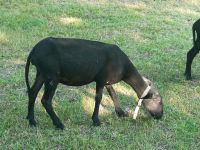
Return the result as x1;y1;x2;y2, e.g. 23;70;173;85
25;54;31;94
192;25;196;45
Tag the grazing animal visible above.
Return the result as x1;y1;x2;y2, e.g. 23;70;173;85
185;19;200;80
25;37;163;129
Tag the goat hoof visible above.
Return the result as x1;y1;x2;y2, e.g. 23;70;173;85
29;120;37;126
93;122;101;126
116;108;129;117
185;75;192;80
92;118;101;126
184;72;192;80
55;123;64;130
118;111;129;117
26;116;37;126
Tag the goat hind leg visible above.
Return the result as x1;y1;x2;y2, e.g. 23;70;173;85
27;73;44;126
41;80;64;129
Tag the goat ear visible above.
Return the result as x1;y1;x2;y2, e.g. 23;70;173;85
142;77;152;86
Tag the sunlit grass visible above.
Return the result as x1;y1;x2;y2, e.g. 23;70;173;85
59;16;83;25
123;2;147;11
113;83;135;97
77;0;107;6
0;31;8;44
7;59;25;65
81;95;113;116
176;7;200;16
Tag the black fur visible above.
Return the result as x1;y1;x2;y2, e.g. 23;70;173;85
185;19;200;80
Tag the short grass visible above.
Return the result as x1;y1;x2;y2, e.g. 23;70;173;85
0;0;200;149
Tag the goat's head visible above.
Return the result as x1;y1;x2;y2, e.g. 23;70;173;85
142;77;163;119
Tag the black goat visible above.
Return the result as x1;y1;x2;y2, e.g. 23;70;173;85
25;37;163;129
185;19;200;80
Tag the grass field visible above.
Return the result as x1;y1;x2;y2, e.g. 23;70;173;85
0;0;200;149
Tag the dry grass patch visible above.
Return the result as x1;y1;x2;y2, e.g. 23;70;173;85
59;16;83;25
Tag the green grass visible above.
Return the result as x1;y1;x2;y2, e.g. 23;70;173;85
0;0;200;149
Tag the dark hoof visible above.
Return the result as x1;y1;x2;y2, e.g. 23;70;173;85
184;72;192;80
26;115;37;126
55;123;64;130
116;108;129;117
93;121;101;126
92;118;101;126
185;74;192;80
29;120;37;126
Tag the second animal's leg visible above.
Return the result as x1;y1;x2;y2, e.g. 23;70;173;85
41;79;64;129
185;45;199;80
105;85;128;117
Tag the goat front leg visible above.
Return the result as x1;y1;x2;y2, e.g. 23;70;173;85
105;85;128;117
